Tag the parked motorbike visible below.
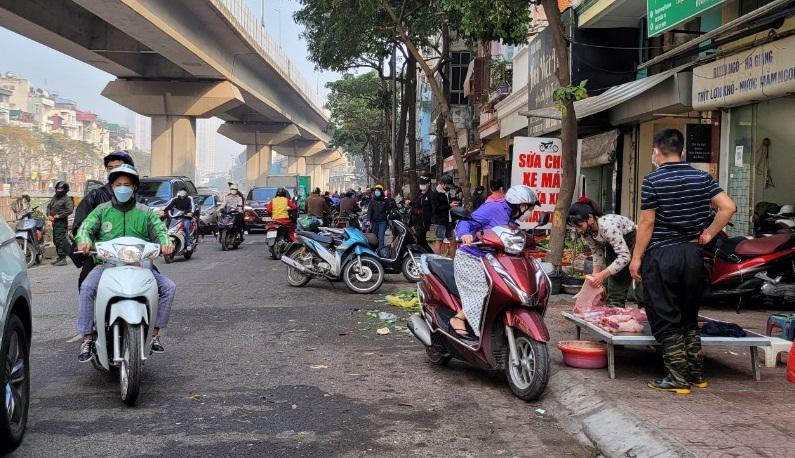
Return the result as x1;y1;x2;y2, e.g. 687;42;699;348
376;212;431;283
14;207;45;268
266;216;296;260
408;210;552;401
217;206;243;251
86;236;161;406
281;226;384;294
705;230;795;310
162;209;198;263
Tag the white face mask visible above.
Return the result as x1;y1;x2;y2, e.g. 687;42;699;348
651;150;660;169
517;204;533;223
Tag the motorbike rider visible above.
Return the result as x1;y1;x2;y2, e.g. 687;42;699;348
220;182;245;238
75;164;175;361
266;187;298;233
567;197;642;308
162;189;196;251
47;181;74;266
71;151;136;287
305;187;330;219
450;185;538;338
338;190;361;225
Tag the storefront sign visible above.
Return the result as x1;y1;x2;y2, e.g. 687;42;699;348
647;0;725;37
511;137;563;225
443;155;456;173
685;124;712;163
693;34;795;110
527;27;561;137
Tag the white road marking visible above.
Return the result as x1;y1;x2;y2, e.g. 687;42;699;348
66;334;83;343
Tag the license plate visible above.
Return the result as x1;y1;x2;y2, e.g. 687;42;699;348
267;230;277;238
261;217;271;222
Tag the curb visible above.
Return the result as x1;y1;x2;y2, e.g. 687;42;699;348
543;369;695;458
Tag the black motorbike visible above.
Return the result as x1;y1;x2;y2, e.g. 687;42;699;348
14;206;46;267
375;212;432;282
217;206;243;251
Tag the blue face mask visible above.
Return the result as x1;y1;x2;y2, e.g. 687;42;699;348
114;186;134;203
374;191;382;198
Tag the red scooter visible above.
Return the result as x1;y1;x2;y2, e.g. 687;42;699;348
407;212;552;401
705;230;795;311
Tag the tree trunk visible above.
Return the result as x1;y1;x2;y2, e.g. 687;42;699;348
541;0;579;270
407;53;418;198
395;69;409;195
382;1;471;205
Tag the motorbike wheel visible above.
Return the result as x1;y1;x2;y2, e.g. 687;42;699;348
163;252;174;264
19;241;35;268
0;314;29;453
426;334;452;366
119;323;143;406
183;251;193;260
401;254;421;283
285;247;311;287
343;255;384;294
219;230;228;251
505;330;549;402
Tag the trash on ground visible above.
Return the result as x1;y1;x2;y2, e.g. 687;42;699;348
535;408;546;416
376;327;391;335
385;291;420;311
291;404;298;410
378;311;397;323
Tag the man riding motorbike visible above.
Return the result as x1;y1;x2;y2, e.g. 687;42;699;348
162;189;196;251
266;187;297;234
71;151;136;287
220;182;245;239
75;165;175;361
305;187;330;219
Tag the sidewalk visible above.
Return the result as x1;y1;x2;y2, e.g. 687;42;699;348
545;296;795;457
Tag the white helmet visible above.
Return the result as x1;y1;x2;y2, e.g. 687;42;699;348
177;189;188;198
777;204;794;215
505;185;538;206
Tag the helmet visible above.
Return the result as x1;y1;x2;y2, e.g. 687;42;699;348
439;174;453;185
777;205;795;215
313;187;321;194
104;150;135;167
276;187;287;198
177;189;188;198
107;164;140;187
374;184;384;190
505;185;538;206
54;181;70;193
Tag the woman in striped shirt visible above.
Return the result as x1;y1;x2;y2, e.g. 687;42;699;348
567;197;642;307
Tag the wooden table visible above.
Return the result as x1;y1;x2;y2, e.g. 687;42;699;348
562;312;772;380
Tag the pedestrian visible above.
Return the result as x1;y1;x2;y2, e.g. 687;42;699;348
367;184;391;249
412;176;433;252
567;197;641;307
339;189;361;226
486;178;505;202
71;151;135;287
630;128;736;394
472;185;486;210
305;187;330;218
47;181;74;266
431;174;457;256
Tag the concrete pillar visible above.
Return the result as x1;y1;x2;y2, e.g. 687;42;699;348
150;115;197;177
246;144;272;186
287;156;306;175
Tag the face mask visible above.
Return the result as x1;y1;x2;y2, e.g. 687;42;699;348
443;186;451;192
114;186;134;203
374;191;382;198
419;184;428;191
651;152;659;170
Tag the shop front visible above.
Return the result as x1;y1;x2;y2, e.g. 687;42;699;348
693;33;795;236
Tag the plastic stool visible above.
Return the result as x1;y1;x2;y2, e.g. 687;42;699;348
759;337;792;368
765;314;795;341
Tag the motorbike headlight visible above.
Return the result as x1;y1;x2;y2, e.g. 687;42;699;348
499;231;525;255
114;244;144;264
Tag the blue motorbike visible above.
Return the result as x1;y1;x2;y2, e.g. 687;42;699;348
280;226;385;294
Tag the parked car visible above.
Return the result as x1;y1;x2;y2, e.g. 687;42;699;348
244;187;294;232
196;191;221;235
137;176;200;213
0;214;32;453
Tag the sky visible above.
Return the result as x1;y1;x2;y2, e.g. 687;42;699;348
0;0;338;172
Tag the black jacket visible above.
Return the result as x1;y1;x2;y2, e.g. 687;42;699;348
430;190;451;225
367;197;393;223
72;184;114;235
164;196;195;214
472;192;486;210
412;190;433;229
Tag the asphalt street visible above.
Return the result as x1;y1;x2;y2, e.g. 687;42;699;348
12;234;591;457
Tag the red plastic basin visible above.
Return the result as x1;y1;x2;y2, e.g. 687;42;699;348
558;340;608;369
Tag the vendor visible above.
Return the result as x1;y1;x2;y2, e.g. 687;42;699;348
567;197;641;308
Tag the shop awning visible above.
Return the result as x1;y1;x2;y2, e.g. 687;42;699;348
521;65;690;122
463;148;481;162
581;130;619;168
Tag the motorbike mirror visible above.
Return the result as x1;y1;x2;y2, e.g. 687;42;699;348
451;207;472;220
538;212;551;226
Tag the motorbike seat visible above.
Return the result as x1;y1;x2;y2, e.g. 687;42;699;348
298;230;334;245
426;257;460;297
735;233;795;257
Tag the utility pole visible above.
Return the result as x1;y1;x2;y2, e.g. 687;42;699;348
390;43;397;192
260;0;265;27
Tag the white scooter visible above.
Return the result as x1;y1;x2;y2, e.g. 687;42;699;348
89;236;161;406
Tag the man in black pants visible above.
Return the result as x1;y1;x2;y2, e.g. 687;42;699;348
630;128;736;394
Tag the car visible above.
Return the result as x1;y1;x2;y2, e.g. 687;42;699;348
0;214;32;453
196;191;221;235
244;187;294;232
137;176;200;213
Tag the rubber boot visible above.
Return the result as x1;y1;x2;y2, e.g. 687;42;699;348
684;329;708;388
648;334;692;394
52;257;67;266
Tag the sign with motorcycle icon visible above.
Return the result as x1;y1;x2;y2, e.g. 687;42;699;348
512;137;581;228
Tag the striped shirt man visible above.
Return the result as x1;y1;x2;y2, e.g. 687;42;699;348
641;162;722;251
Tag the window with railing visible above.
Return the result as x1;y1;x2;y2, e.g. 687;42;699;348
449;51;472;105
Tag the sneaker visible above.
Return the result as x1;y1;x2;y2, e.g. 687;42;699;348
151;336;165;353
53;258;67;266
687;376;709;389
647;376;691;394
78;340;94;363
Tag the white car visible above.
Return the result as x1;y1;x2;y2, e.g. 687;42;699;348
0;214;32;453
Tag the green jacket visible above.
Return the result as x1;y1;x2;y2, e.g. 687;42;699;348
75;200;171;249
46;195;74;221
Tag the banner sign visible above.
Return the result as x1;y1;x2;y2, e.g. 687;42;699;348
685;124;712;163
693;34;795;110
647;0;725;37
443;155;456;173
511;137;563;225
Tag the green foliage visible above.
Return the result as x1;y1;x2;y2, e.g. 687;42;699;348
444;0;533;45
554;80;588;114
325;72;386;161
490;56;511;93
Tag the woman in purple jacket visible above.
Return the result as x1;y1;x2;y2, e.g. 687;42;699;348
450;185;539;338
